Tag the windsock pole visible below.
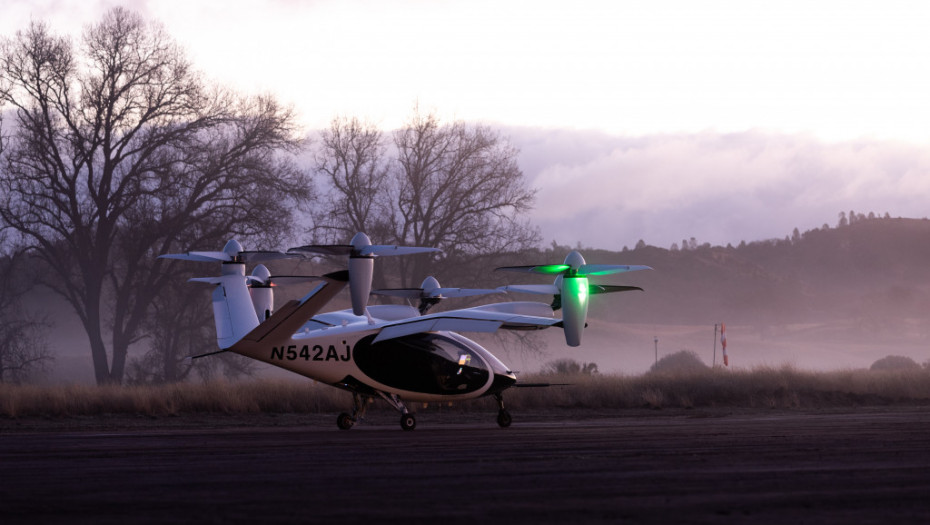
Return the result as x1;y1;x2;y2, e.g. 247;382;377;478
721;323;728;367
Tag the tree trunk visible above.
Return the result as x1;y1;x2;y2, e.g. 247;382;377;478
110;343;129;385
86;322;113;384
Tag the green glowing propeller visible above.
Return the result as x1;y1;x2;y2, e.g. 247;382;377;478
496;250;651;346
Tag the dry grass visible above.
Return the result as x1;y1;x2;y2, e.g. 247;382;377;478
2;365;930;419
0;380;350;419
505;365;930;410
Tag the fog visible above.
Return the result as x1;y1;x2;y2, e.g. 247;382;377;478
35;311;930;384
21;128;930;384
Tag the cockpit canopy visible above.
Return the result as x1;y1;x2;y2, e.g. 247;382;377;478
353;333;491;395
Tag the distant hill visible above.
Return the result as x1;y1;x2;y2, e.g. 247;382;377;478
590;216;930;326
486;216;925;372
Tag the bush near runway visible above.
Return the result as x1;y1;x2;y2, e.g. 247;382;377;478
512;365;930;410
2;365;930;419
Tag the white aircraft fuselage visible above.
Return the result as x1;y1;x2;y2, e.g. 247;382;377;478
162;238;649;430
228;306;517;403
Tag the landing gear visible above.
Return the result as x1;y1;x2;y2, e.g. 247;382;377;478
336;393;369;430
378;392;415;431
497;410;512;428
400;413;417;431
495;393;512;428
336;391;416;431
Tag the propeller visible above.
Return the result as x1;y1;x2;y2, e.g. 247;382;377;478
288;232;440;316
496;251;651;277
159;239;297;265
161;241;313;322
244;264;324;321
496;250;651;346
372;275;502;315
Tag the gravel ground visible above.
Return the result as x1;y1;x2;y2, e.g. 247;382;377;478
2;407;929;524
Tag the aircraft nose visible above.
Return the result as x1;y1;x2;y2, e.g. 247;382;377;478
489;372;517;394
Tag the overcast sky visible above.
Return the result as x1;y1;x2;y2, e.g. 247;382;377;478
4;0;930;249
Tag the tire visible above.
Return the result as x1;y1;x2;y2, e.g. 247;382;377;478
497;409;512;428
337;412;355;430
400;414;417;431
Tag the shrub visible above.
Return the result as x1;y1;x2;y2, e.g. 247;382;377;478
542;359;599;376
870;355;920;371
650;350;709;374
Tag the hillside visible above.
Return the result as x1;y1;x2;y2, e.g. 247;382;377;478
593;216;930;325
561;216;930;372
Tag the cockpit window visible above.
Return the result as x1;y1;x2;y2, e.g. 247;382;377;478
353;333;490;395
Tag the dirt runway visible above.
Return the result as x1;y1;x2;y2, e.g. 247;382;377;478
2;408;930;524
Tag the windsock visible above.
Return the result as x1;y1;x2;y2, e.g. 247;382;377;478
721;323;728;366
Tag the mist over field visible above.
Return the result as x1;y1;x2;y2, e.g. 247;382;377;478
553;215;930;374
32;209;930;383
4;4;930;389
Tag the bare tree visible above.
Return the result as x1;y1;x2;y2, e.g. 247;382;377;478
125;273;215;384
311;116;391;243
389;109;539;285
0;247;53;383
312;108;539;288
0;316;52;383
126;266;258;385
0;9;310;384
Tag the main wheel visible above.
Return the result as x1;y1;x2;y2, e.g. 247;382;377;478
400;413;417;431
337;412;355;430
497;409;512;428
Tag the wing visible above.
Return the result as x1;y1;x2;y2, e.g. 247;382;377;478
589;284;644;295
370;288;424;299
372;301;560;343
495;264;570;275
579;264;652;275
497;284;561;295
288;244;354;256
363;245;441;256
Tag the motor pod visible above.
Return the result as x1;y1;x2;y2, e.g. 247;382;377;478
560;274;589;347
348;254;374;316
495;249;650;348
249;264;274;321
287;232;441;317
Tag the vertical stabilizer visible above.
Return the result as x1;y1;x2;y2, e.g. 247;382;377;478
236;270;349;348
160;239;302;349
191;265;261;349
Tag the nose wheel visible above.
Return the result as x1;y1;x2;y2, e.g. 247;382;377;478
495;393;512;428
497;409;512;428
377;391;417;431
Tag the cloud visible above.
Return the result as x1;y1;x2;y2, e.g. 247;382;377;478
1;0;129;33
507;128;930;250
6;2;930;143
5;4;930;252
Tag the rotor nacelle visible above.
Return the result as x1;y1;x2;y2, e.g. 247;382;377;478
372;275;502;315
248;264;274;321
496;250;651;346
246;264;325;321
160;241;322;343
559;274;588;346
289;232;440;316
